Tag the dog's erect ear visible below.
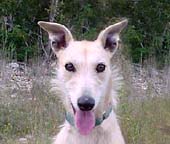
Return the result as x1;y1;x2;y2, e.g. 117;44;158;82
38;21;73;53
97;19;128;55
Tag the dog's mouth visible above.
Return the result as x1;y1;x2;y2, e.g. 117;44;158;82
71;103;95;135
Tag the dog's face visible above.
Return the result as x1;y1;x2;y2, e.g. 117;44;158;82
38;20;127;135
57;40;112;110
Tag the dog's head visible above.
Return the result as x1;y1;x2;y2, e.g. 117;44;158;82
38;20;127;135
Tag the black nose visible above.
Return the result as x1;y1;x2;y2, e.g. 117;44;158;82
78;96;95;111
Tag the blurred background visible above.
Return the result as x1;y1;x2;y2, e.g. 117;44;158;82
0;0;170;144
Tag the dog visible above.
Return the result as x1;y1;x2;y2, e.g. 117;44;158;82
38;19;128;144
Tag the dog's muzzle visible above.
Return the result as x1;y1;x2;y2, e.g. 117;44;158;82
66;95;112;136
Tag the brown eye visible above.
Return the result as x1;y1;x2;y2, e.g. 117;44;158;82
96;63;106;73
65;63;76;72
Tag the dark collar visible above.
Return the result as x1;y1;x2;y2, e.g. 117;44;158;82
65;105;113;127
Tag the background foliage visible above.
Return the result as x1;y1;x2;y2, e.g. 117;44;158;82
0;1;170;144
0;0;170;67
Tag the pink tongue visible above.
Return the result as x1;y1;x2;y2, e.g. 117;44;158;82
75;110;95;135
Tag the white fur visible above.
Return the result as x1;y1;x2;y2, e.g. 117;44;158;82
51;65;124;144
38;19;128;144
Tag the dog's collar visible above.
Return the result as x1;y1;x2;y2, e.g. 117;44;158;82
65;105;113;127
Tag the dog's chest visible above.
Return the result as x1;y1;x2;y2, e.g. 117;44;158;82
69;136;110;144
67;127;113;144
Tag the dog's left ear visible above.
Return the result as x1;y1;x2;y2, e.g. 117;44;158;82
97;19;128;55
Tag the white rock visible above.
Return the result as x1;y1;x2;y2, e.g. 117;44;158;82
18;137;27;143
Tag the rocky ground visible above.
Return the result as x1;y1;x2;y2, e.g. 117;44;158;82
131;64;170;98
0;61;169;100
0;61;53;103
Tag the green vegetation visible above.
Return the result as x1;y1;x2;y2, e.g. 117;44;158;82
0;0;170;67
0;0;49;61
0;77;65;144
0;0;170;143
119;97;170;144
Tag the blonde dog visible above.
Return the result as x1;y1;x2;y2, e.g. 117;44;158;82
38;19;127;144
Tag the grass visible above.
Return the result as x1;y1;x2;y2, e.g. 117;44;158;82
119;96;170;144
1;90;170;144
0;62;170;144
0;74;65;144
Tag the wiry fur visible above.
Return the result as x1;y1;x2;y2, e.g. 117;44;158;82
38;19;128;144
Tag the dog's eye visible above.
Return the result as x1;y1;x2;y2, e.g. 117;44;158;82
65;63;76;72
96;63;106;73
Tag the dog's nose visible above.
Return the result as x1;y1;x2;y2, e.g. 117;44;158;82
78;96;95;111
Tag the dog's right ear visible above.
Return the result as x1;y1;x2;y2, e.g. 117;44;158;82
38;21;73;54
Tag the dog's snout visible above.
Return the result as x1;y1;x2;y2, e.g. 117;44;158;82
78;96;95;111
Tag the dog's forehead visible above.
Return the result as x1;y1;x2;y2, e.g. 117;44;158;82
59;40;109;64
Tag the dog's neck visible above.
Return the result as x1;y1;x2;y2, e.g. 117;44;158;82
65;104;113;127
